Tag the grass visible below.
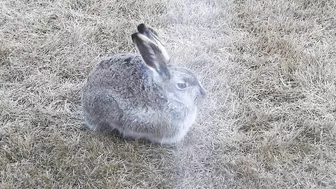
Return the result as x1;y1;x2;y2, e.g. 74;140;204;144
1;0;335;188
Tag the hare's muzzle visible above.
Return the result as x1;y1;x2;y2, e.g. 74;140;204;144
199;87;206;98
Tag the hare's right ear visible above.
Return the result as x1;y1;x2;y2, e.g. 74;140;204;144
131;26;170;79
137;24;170;63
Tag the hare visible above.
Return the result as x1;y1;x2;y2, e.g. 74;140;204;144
81;24;206;144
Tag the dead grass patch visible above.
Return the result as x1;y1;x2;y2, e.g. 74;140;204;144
1;0;336;188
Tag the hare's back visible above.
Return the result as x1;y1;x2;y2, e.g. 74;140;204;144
88;53;147;88
85;53;163;103
97;53;142;70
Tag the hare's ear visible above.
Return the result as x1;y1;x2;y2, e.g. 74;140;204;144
132;32;170;79
137;24;170;64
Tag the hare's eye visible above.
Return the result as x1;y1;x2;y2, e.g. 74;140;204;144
177;83;187;89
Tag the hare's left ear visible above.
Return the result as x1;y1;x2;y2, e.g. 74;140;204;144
132;24;171;79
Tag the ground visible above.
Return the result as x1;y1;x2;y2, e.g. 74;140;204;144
1;0;336;188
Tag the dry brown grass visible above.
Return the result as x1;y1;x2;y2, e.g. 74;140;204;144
1;0;336;188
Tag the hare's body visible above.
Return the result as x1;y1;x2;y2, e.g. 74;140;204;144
82;24;205;144
82;54;197;143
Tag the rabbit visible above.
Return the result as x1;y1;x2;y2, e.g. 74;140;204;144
81;23;206;144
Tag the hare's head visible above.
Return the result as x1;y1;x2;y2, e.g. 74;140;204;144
132;24;206;106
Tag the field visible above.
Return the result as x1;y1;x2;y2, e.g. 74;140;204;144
1;0;336;188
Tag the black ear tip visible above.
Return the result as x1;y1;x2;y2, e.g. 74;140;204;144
137;23;147;34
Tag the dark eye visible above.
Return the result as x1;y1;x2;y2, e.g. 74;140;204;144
177;83;187;89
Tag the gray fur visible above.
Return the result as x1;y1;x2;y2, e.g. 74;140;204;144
81;24;205;144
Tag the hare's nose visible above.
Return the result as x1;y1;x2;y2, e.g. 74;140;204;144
199;87;206;98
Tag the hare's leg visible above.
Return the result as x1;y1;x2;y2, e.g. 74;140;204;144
118;111;181;144
83;91;122;132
